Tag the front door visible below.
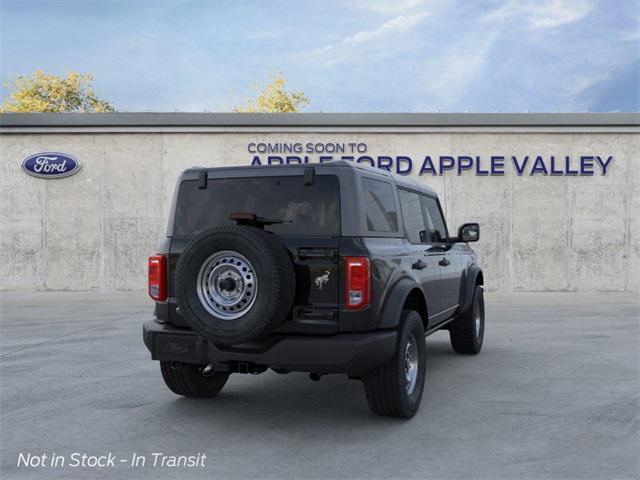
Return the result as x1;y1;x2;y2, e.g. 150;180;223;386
421;195;462;323
398;189;441;325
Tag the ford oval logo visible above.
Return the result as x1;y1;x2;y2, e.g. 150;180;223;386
21;152;81;179
163;342;189;354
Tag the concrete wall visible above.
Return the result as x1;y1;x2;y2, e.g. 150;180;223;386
1;124;638;292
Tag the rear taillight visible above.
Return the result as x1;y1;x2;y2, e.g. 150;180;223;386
345;257;370;310
148;255;167;302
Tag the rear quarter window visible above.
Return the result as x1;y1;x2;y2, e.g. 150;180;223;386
361;177;398;233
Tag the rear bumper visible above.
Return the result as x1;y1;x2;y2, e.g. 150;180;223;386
143;320;397;375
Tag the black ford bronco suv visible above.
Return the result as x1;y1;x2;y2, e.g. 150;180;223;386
143;161;484;418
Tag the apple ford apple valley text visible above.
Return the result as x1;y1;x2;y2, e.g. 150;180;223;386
248;142;613;176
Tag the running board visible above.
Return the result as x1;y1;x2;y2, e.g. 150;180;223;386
424;316;456;337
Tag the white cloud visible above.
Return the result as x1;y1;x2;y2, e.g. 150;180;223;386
568;72;611;98
476;0;635;111
413;0;593;110
619;29;640;42
484;0;592;30
483;1;520;23
418;29;500;109
528;0;592;29
300;12;429;66
351;0;428;15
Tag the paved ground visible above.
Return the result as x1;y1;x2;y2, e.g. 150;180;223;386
0;292;638;480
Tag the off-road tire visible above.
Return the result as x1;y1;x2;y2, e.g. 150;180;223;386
363;310;426;419
450;285;484;354
160;362;229;397
175;226;295;345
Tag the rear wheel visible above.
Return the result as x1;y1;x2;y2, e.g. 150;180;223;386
160;362;229;397
363;310;426;418
449;285;484;354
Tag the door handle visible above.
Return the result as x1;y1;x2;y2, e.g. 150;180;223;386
412;260;427;270
438;257;450;267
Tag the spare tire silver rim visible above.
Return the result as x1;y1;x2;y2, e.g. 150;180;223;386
404;333;419;395
196;250;258;320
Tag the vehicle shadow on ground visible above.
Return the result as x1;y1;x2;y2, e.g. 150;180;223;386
154;337;467;430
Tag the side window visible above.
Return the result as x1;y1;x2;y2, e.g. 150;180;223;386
362;177;398;233
399;189;427;243
421;196;449;243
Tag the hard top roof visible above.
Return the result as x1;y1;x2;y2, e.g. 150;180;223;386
184;160;437;196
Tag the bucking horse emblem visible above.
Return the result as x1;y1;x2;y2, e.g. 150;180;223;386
315;271;330;290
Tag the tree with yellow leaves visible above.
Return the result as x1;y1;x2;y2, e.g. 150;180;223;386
234;72;309;113
1;70;115;113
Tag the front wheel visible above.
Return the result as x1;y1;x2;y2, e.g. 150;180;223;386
160;362;229;397
363;310;426;419
449;285;484;354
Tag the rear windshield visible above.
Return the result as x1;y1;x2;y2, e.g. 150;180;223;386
172;175;340;236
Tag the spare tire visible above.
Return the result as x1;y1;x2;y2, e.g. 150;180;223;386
175;226;295;345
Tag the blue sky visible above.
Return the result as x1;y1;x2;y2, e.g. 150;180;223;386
1;0;638;112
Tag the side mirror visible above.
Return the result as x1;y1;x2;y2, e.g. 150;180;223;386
458;223;480;242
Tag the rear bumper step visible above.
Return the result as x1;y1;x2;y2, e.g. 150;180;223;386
143;320;397;375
